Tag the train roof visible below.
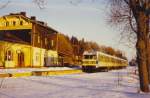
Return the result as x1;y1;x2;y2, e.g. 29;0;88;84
98;51;127;61
83;51;97;55
83;51;127;62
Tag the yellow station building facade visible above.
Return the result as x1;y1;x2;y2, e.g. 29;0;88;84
0;12;58;68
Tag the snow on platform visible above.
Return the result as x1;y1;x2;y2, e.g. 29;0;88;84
0;67;150;98
0;67;76;74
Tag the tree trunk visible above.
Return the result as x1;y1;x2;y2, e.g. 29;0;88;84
147;40;150;84
136;38;149;92
136;12;149;92
146;15;150;84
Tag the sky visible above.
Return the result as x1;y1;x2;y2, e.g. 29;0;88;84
0;0;136;60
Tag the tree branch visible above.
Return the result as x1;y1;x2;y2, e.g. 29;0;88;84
123;0;129;5
0;0;10;9
128;8;138;34
33;0;47;9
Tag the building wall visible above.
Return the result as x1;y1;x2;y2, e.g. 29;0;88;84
0;41;45;68
45;50;58;67
32;22;56;50
32;47;45;67
0;15;32;30
0;12;58;68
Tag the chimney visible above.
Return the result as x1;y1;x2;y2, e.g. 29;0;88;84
10;13;14;15
20;12;26;16
31;16;36;20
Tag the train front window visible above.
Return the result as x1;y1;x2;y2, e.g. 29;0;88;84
84;55;96;59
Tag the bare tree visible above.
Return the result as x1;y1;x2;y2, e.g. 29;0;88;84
109;0;150;92
0;0;47;9
0;0;10;9
33;0;47;9
0;0;149;92
69;0;150;92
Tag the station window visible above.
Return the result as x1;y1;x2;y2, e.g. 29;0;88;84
2;22;5;26
20;21;23;25
5;50;13;61
38;36;40;43
35;53;40;62
45;38;47;45
13;21;16;26
51;40;54;47
6;21;9;26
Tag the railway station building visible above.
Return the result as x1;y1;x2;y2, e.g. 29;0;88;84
0;12;59;68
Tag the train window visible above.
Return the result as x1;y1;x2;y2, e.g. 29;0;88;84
107;58;109;62
102;56;105;61
98;56;101;61
84;55;89;59
84;55;96;59
92;55;96;59
101;56;104;61
110;58;113;62
104;57;106;61
116;60;118;63
109;58;111;62
104;56;107;61
89;55;92;59
112;59;115;63
100;56;103;60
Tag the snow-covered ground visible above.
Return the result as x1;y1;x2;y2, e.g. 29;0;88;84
0;67;150;98
0;67;76;74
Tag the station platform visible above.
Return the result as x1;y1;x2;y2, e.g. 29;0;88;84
0;67;82;78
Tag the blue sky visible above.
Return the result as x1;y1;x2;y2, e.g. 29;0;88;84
0;0;136;60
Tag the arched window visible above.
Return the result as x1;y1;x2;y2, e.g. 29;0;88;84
6;21;9;27
5;50;13;61
13;21;16;26
20;21;23;25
